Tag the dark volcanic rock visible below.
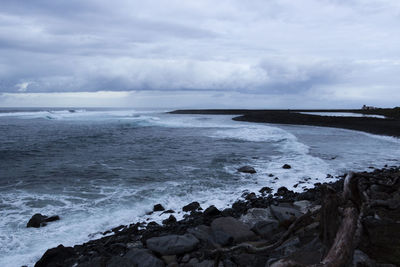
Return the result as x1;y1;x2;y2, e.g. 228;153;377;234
203;205;221;217
183;201;201;212
35;245;75;267
211;216;256;244
146;234;199;255
259;186;273;194
108;248;164;267
282;164;292;169
162;215;176;225
27;214;60;228
238;166;256;174
153;204;165;212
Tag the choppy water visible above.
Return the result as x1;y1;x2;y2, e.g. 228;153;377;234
0;108;399;267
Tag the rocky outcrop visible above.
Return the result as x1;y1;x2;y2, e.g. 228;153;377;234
27;214;60;228
33;166;400;267
237;166;256;174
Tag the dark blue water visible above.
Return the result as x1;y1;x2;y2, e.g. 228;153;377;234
0;108;399;266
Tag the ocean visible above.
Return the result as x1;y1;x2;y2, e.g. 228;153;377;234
0;108;399;267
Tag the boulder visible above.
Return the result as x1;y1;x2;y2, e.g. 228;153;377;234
259;186;273;194
187;225;214;244
211;216;256;244
237;166;256;174
251;220;279;238
183;202;201;212
270;204;303;223
146;234;199;255
107;249;164;267
239;208;277;228
27;214;60;228
203;205;221;217
282;164;291;169
34;245;75;267
153;204;165;212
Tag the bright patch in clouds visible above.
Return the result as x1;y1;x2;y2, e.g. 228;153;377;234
0;0;399;107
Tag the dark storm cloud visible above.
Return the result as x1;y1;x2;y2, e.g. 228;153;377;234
0;0;400;107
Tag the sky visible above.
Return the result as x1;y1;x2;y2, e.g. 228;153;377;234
0;0;399;108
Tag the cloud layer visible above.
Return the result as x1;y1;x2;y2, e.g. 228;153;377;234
1;0;400;107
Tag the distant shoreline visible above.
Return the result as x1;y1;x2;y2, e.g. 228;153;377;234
170;109;400;137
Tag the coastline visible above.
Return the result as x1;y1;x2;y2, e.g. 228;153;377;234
32;112;400;267
170;109;400;137
34;166;400;266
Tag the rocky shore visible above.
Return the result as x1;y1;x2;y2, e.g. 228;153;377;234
33;166;400;267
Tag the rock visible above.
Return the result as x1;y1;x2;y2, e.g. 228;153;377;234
237;166;256;174
239;208;277;228
108;249;164;267
203;205;221;217
183;202;201;212
187;225;214;244
270;204;303;223
211;216;256;244
162;255;177;265
162;215;177;225
251;220;279;238
34;245;75;267
259;186;273;194
282;164;291;169
27;214;60;228
154;204;165;212
146;234;199;255
293;200;314;213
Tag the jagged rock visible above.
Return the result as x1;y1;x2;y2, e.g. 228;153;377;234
237;166;256;174
27;214;60;228
34;245;75;267
146;234;199;255
211;217;256;244
154;204;165;212
183;202;201;212
239;208;277;228
108;249;164;267
282;164;292;169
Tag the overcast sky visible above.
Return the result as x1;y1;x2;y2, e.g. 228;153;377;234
0;0;399;108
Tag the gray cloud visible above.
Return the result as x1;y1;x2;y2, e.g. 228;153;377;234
0;0;399;107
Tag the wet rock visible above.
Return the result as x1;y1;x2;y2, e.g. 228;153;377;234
203;205;221;217
35;245;75;267
187;225;214;244
154;204;165;212
237;166;256;174
146;234;199;255
162;215;177;225
259;186;273;194
211;216;256;244
282;164;291;169
27;214;60;228
352;250;376;267
183;202;201;212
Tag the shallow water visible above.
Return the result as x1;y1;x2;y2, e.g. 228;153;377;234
0;108;399;267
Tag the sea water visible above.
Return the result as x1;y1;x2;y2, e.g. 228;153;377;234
0;108;399;267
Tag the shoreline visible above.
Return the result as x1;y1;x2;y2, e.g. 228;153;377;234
31;112;400;267
170;109;400;137
34;165;400;267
